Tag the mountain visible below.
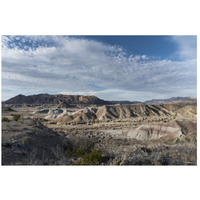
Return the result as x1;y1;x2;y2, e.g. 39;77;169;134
144;97;196;104
3;94;110;105
109;100;142;105
3;94;196;106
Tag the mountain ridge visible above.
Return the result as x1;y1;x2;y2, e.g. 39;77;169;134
3;93;196;105
3;93;110;105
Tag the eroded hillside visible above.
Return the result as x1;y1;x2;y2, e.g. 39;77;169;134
35;103;197;125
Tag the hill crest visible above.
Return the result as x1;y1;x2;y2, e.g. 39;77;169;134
3;93;110;105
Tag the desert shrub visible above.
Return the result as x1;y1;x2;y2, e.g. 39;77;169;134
31;129;37;134
3;142;12;148
65;140;105;165
123;154;153;165
12;114;21;121
23;137;32;145
175;138;180;143
185;137;191;142
140;147;152;154
2;117;10;122
133;158;153;165
65;143;93;158
158;154;171;165
77;149;105;165
32;119;38;125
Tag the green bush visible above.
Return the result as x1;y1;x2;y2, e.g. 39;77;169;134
65;142;105;165
65;143;93;158
12;114;21;121
78;149;105;165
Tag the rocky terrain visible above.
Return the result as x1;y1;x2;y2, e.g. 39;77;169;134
1;95;197;165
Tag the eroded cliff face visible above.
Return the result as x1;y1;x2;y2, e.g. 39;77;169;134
127;121;183;140
40;103;196;124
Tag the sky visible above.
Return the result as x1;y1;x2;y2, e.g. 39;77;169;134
1;35;197;101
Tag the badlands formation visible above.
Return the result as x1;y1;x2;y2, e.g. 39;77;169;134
2;94;197;165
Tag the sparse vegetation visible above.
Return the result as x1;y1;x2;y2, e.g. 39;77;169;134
77;149;105;165
111;142;197;165
11;114;21;121
23;137;32;145
31;129;37;134
64;140;106;165
2;117;10;122
176;138;180;143
65;143;93;158
185;137;191;142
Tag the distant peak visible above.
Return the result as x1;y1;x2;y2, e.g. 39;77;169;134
17;94;26;97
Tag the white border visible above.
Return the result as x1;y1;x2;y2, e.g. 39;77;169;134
0;0;199;200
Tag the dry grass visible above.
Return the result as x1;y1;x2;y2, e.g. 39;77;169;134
108;141;197;165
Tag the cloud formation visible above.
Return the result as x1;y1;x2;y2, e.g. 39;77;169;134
2;36;197;101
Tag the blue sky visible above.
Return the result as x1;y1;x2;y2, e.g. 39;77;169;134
1;35;197;101
83;36;179;60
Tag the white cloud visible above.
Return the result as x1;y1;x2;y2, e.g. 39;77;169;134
1;36;197;101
